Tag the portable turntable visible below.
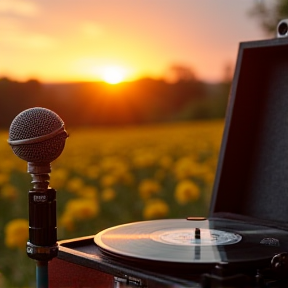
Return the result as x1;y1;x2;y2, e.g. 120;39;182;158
49;22;288;287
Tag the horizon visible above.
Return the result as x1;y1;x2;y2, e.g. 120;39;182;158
0;74;231;85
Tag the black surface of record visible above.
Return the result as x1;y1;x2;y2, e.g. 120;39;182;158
94;218;288;265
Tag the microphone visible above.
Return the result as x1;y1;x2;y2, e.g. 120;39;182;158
8;107;68;262
8;106;68;172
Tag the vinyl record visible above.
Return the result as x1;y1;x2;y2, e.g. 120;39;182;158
94;218;288;266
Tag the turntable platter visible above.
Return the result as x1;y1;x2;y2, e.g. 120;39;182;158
94;218;288;265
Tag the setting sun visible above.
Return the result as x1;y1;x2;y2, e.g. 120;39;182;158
101;66;127;84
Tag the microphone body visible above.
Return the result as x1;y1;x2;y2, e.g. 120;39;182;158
27;188;58;261
29;188;56;246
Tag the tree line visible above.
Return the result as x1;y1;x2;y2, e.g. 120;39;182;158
0;77;230;129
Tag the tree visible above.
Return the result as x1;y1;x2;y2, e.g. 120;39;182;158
249;1;288;36
166;64;197;83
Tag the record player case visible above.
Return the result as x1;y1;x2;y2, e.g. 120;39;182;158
49;36;288;287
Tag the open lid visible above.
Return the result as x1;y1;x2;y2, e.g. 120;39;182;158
210;37;288;225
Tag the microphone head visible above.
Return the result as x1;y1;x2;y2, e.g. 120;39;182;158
8;107;68;164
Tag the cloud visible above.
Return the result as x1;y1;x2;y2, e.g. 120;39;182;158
0;0;39;16
2;32;57;50
0;18;56;50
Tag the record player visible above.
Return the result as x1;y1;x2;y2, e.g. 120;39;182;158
49;22;288;287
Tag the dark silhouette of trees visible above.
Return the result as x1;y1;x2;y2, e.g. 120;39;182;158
168;64;197;83
0;78;44;127
0;76;229;129
249;1;288;36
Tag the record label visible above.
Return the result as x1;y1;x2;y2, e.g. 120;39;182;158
150;228;242;246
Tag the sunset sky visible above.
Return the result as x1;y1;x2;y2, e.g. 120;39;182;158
0;0;274;83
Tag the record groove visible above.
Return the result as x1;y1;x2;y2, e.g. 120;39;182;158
95;219;288;266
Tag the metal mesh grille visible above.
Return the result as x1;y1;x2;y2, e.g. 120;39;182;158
11;133;67;163
9;107;64;140
9;107;67;163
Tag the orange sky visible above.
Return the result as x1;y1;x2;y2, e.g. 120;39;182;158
0;0;273;83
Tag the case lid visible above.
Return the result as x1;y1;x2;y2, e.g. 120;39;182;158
210;37;288;225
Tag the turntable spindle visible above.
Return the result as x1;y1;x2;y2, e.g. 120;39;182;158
195;228;201;239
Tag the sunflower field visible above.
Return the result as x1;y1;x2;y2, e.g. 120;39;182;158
0;120;224;287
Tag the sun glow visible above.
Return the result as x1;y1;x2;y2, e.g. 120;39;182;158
101;66;127;84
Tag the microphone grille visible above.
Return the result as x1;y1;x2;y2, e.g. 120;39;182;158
8;107;68;163
9;107;64;140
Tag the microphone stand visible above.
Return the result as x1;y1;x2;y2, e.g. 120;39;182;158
36;261;49;288
27;163;58;288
